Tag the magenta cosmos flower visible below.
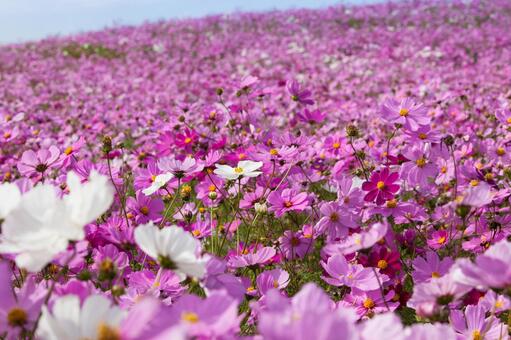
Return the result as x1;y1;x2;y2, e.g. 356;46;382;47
287;80;315;105
267;188;309;217
321;254;384;291
362;168;400;205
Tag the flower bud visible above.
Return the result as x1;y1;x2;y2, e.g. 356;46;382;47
208;191;218;200
254;202;268;213
345;124;360;138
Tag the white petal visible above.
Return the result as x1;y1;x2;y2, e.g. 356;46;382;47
134;222;159;259
0;183;21;219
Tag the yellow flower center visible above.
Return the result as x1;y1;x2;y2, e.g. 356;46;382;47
376;181;385;190
184;137;192;144
497;147;505;156
247;286;256;293
386;199;397;208
377;259;388;269
415;158;426;168
470;179;479;187
472;330;481;340
284;201;293;208
273;280;279;288
507;117;511;124
140;206;149;215
418;133;427;140
332;142;341;149
363;298;375;309
7;308;27;327
431;271;440;278
270;149;279;156
399;108;409;116
330;213;339;222
4;132;11;139
234;167;244;174
437;236;446;244
208;184;216;192
238;153;246;160
181;185;192;195
192;230;201;237
484;173;493;181
64;146;73;155
181;311;200;324
151;175;157;182
97;322;121;340
495;300;504;309
440;166;447;174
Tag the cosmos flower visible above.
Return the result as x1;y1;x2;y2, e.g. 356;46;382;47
267;188;310;217
134;222;206;279
37;295;126;340
142;172;174;196
362;168;400;205
213;160;263;180
17;146;61;178
450;305;509;340
412;251;454;283
381;97;430;131
228;247;276;268
321;254;385;291
0;171;113;271
287;80;315;105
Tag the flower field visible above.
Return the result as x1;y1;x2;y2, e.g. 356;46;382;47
1;0;511;338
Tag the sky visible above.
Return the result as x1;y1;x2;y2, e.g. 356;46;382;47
0;0;379;44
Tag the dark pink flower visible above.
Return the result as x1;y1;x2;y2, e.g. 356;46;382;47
362;168;400;205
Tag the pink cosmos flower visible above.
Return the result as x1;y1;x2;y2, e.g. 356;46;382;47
362;168;400;205
408;275;471;317
228;246;276;268
267;188;309;217
0;264;45;337
17;145;61;178
258;284;358;339
278;227;314;260
400;146;438;189
256;269;290;296
321;254;385;291
412;251;453;283
453;240;511;289
315;201;358;239
127;191;164;224
322;222;388;256
381;97;430;131
450;305;509;340
165;291;241;338
341;288;398;318
427;230;449;250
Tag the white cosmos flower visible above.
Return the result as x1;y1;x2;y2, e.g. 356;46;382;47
0;182;21;219
134;222;206;279
64;171;115;240
213;160;263;180
0;171;114;272
142;172;174;196
37;294;126;340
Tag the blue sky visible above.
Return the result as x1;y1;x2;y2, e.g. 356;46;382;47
0;0;378;44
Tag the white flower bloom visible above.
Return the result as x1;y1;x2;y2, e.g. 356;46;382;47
0;171;114;272
64;171;115;240
213;160;263;180
0;182;21;219
134;222;206;279
142;172;174;196
37;294;126;340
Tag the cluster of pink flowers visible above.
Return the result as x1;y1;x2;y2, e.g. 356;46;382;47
1;0;511;338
